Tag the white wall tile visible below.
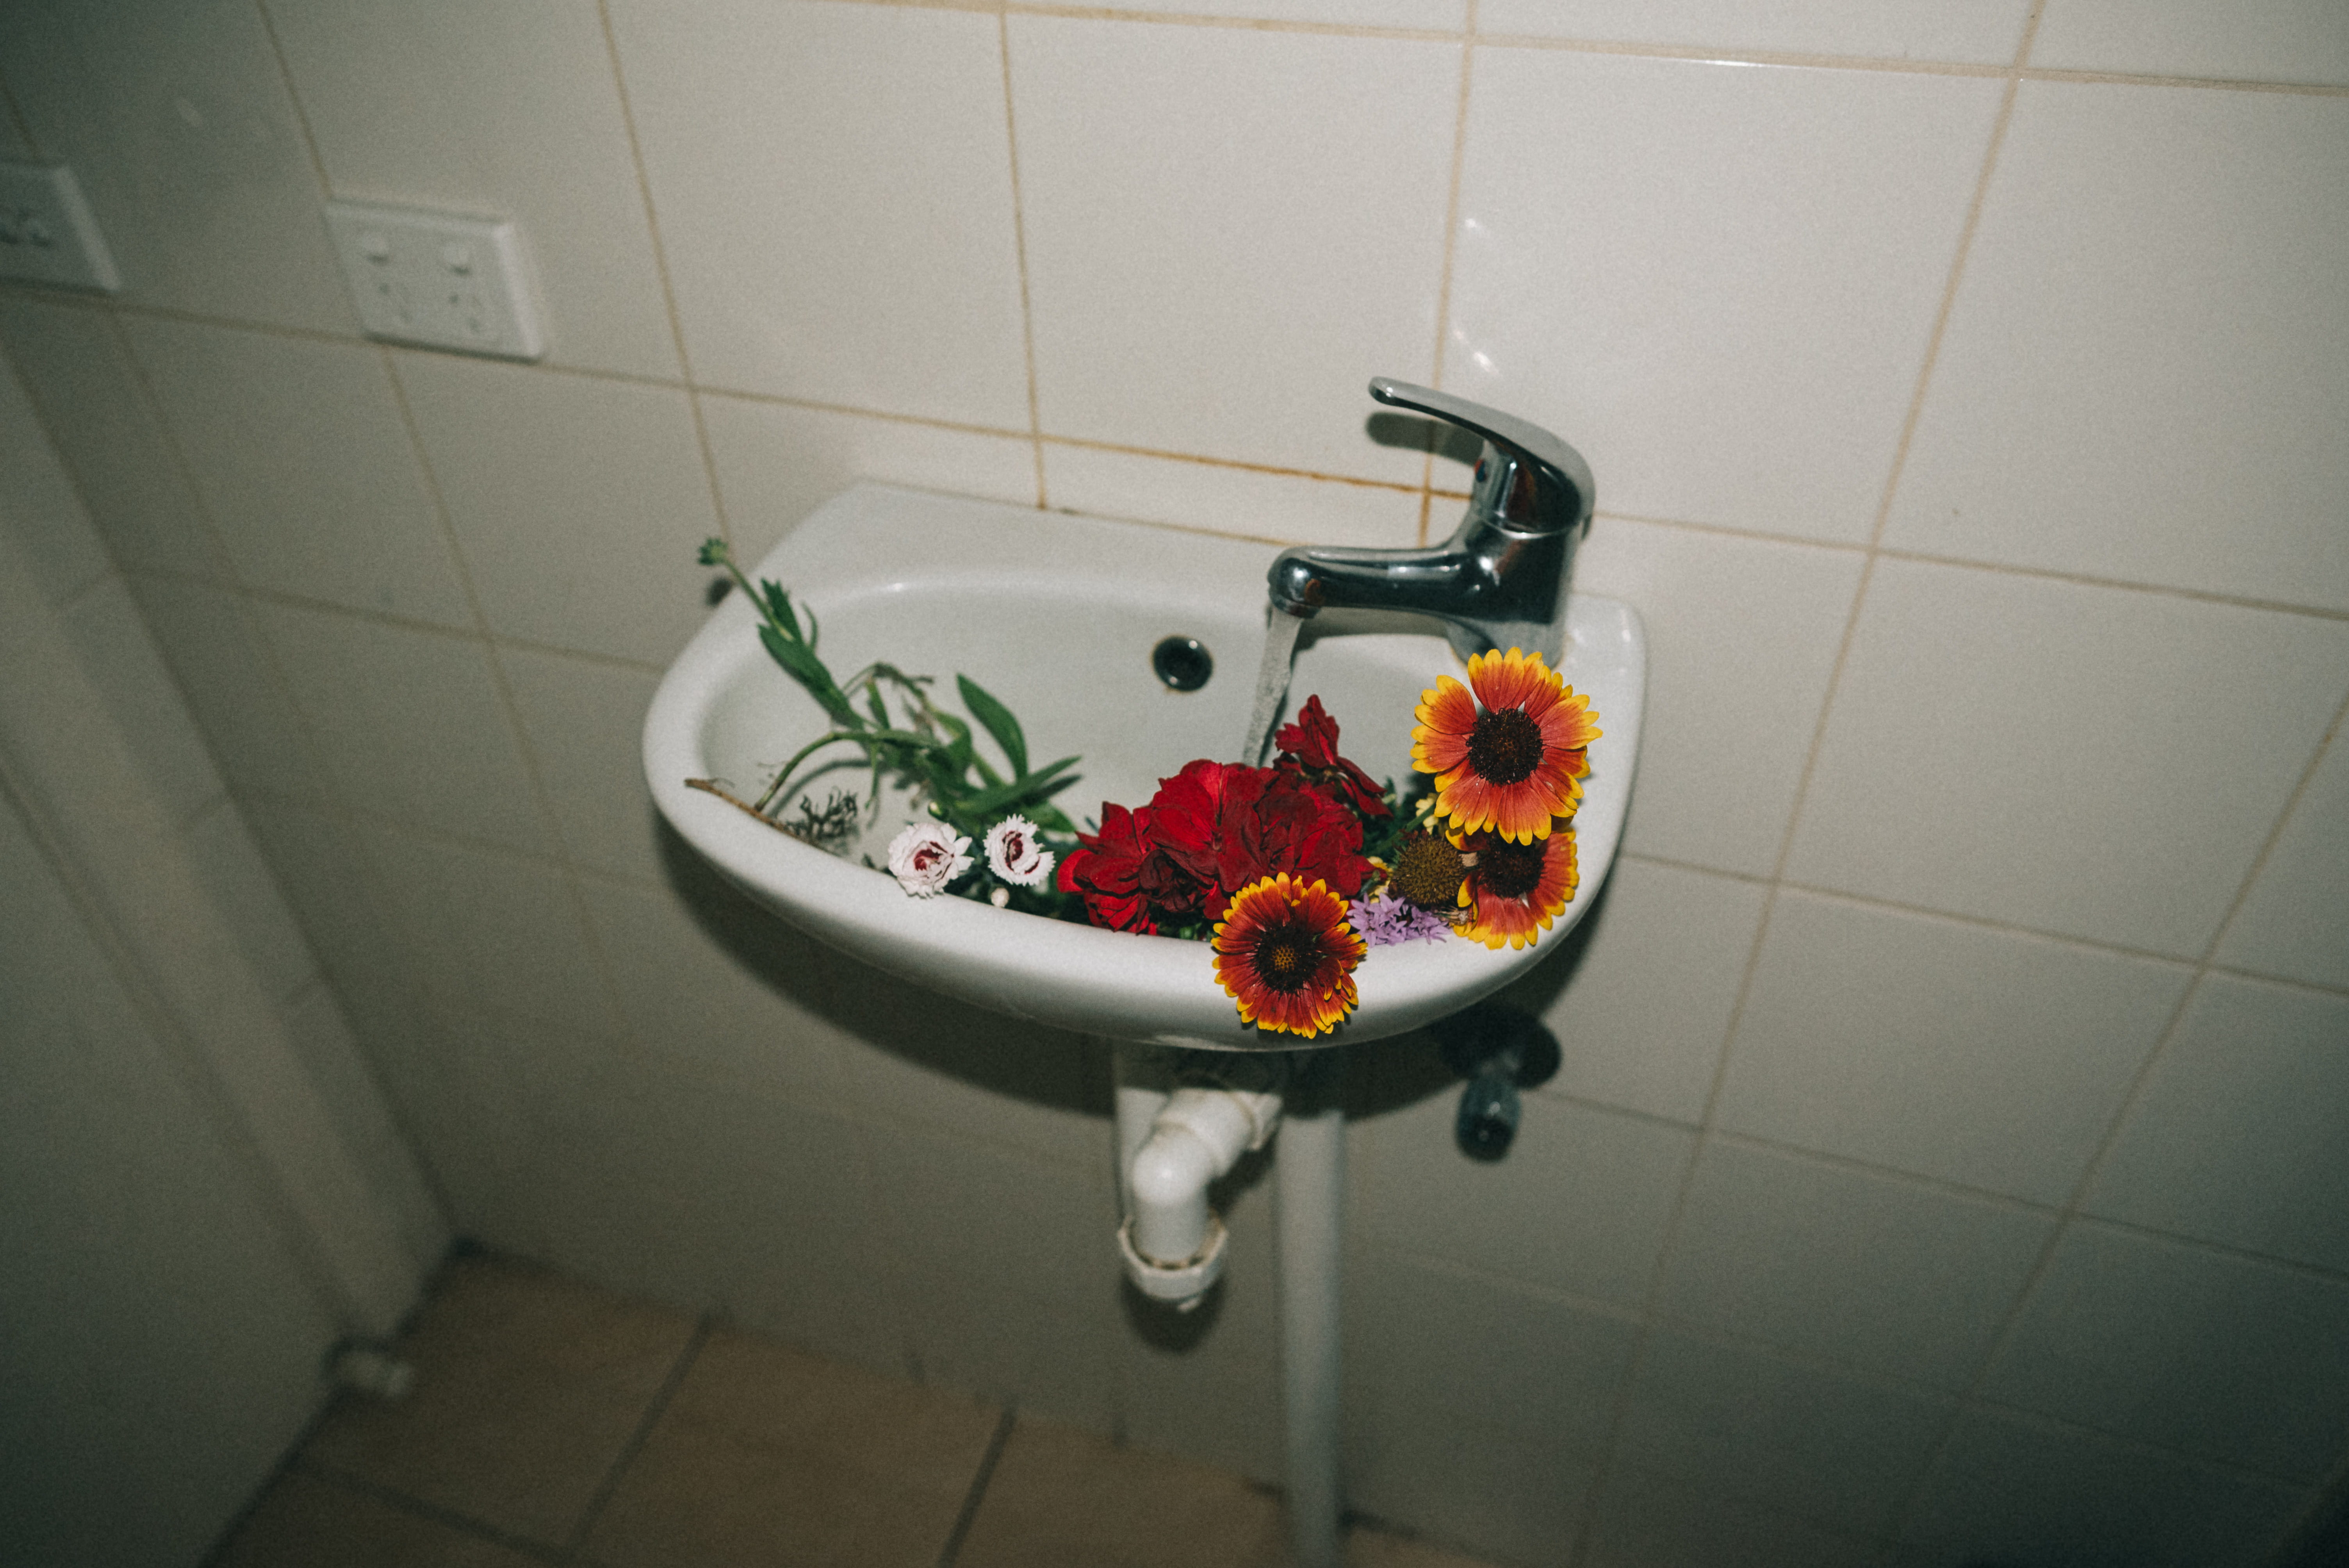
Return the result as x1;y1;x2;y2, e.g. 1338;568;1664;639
358;826;617;1040
1351;1258;1640;1458
498;647;665;886
126;319;472;628
702;394;1038;567
1082;0;1464;29
1041;444;1425;552
1616;1327;1956;1536
0;0;353;333
0;343;110;608
2219;732;2349;991
0;299;223;580
1478;0;2032;63
576;869;845;1107
2032;0;2349;87
1011;18;1457;483
862;1124;1122;1431
817;956;1109;1172
258;602;550;852
1586;1466;1886;1568
394;355;716;666
1898;1408;2304;1568
184;800;318;1003
1717;892;2189;1203
1983;1221;2349;1481
0;96;31;159
1505;858;1766;1124
1121;1171;1283;1486
1887;85;2349;611
127;577;330;804
1786;561;2349;957
1451;51;2001;543
1346;1411;1601;1568
1573;520;1863;875
57;577;228;821
608;0;1030;429
269;0;683;381
1660;1140;2054;1390
2087;976;2349;1275
1352;1055;1695;1308
278;982;447;1272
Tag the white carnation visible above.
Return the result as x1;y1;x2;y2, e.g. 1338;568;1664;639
886;821;973;897
984;816;1055;887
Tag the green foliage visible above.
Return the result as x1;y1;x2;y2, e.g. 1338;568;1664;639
700;538;1082;847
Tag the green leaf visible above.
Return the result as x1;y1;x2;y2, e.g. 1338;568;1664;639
957;674;1028;778
757;580;803;643
961;755;1080;815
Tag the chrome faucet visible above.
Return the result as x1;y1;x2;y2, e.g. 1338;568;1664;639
1268;379;1594;668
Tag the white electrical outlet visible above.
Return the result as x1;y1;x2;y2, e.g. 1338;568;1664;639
323;200;544;361
0;162;122;293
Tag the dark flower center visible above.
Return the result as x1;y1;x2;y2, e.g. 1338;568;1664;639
1479;839;1546;900
1467;707;1544;786
1253;922;1319;992
1390;832;1465;909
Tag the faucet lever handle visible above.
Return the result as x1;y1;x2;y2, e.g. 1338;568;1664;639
1369;377;1594;538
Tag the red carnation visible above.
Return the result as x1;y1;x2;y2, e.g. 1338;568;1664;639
1276;695;1391;821
1057;802;1162;934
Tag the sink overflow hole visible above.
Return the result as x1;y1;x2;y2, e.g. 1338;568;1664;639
1152;636;1213;692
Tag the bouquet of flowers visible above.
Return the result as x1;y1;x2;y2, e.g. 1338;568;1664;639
693;542;1600;1039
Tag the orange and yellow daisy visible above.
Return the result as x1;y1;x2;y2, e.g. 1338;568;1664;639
1212;873;1366;1038
1454;823;1580;950
1412;649;1600;843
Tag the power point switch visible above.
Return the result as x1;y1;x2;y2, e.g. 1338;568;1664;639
323;200;544;361
0;162;122;293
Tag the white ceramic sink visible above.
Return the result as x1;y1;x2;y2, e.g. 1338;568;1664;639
644;484;1645;1051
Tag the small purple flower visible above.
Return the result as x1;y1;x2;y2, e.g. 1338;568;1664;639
887;822;972;897
1353;890;1454;947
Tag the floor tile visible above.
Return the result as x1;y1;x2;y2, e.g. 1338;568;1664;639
218;1468;544;1567
954;1416;1290;1568
303;1256;695;1548
585;1326;1000;1568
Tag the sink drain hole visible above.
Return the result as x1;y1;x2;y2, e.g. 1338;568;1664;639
1152;636;1213;692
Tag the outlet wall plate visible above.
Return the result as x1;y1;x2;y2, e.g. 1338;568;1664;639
323;199;544;361
0;162;122;293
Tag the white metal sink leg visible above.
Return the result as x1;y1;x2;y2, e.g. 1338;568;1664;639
1278;1053;1344;1568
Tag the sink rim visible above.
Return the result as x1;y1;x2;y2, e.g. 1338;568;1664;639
643;484;1645;1051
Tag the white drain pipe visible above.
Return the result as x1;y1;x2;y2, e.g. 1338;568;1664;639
1112;1045;1282;1310
1110;1043;1345;1568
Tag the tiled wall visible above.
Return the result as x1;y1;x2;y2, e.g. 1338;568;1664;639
4;1;2347;1564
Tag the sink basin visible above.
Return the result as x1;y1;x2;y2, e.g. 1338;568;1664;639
643;483;1645;1051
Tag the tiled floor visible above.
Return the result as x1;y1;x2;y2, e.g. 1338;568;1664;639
213;1254;1497;1568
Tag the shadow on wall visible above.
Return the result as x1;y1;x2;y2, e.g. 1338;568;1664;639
652;812;1112;1123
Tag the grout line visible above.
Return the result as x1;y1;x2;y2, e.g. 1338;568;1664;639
0;77;39;155
1005;4;1458;43
995;12;1050;510
1881;625;2349;1541
1871;545;2349;624
378;349;644;1056
286;1462;568;1564
1566;10;2048;1557
26;294;2349;627
2020;65;2349;97
1611;847;1772;887
251;0;337;198
1417;10;1476;548
595;0;737;554
937;1404;1019;1568
91;309;474;1241
561;1313;713;1560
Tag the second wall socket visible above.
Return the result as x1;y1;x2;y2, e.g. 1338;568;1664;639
323;200;544;361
